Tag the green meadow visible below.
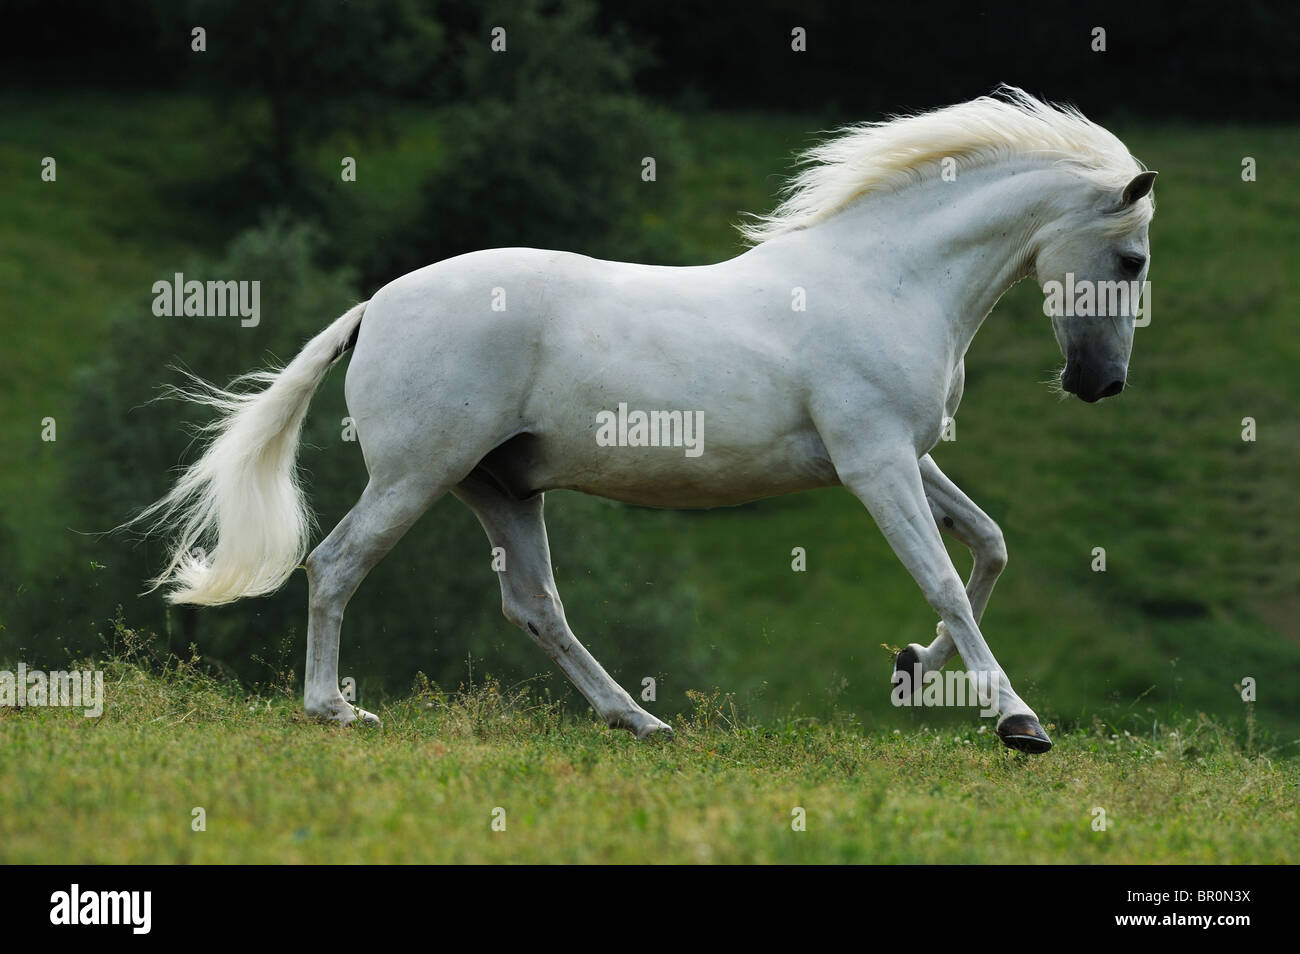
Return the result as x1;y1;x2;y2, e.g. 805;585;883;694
1;641;1294;864
1;93;1297;862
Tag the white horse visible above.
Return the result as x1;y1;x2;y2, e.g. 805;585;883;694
138;87;1155;753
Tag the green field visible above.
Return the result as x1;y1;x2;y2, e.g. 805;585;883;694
2;92;1299;860
2;644;1294;864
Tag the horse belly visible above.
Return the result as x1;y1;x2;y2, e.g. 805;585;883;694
482;425;838;509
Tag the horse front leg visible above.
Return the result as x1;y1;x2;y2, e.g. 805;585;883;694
839;449;1051;753
895;454;1009;685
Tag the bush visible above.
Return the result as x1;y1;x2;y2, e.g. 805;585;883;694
371;0;686;284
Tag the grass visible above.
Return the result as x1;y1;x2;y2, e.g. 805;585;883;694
1;626;1296;864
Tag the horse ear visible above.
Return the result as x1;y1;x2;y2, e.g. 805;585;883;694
1121;171;1158;206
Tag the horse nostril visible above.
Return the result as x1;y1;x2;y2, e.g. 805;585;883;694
1099;379;1125;398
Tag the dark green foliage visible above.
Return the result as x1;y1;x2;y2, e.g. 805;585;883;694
372;0;686;284
173;0;444;207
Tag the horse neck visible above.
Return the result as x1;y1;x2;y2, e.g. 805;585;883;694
800;159;1074;356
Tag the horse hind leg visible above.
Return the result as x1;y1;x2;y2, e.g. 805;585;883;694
453;477;673;740
303;473;452;725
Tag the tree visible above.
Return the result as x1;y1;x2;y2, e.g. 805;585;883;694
374;0;684;284
175;0;443;204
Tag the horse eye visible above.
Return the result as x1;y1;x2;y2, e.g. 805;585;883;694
1119;253;1147;274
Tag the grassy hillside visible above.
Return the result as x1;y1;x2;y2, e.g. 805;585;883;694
1;93;1297;744
1;648;1293;864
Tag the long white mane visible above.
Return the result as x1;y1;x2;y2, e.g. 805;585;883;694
741;85;1152;243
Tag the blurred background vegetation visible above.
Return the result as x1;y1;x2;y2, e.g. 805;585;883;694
0;1;1297;743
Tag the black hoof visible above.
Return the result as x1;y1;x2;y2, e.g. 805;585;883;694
894;645;922;676
996;714;1053;753
892;645;924;701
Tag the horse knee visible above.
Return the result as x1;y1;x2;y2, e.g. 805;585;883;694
979;527;1008;573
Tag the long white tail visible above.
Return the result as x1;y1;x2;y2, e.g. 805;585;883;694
134;301;367;605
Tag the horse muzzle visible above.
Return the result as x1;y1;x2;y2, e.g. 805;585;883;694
1061;356;1126;404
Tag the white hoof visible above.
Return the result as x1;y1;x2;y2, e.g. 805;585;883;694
635;718;675;741
306;695;381;727
609;708;674;741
